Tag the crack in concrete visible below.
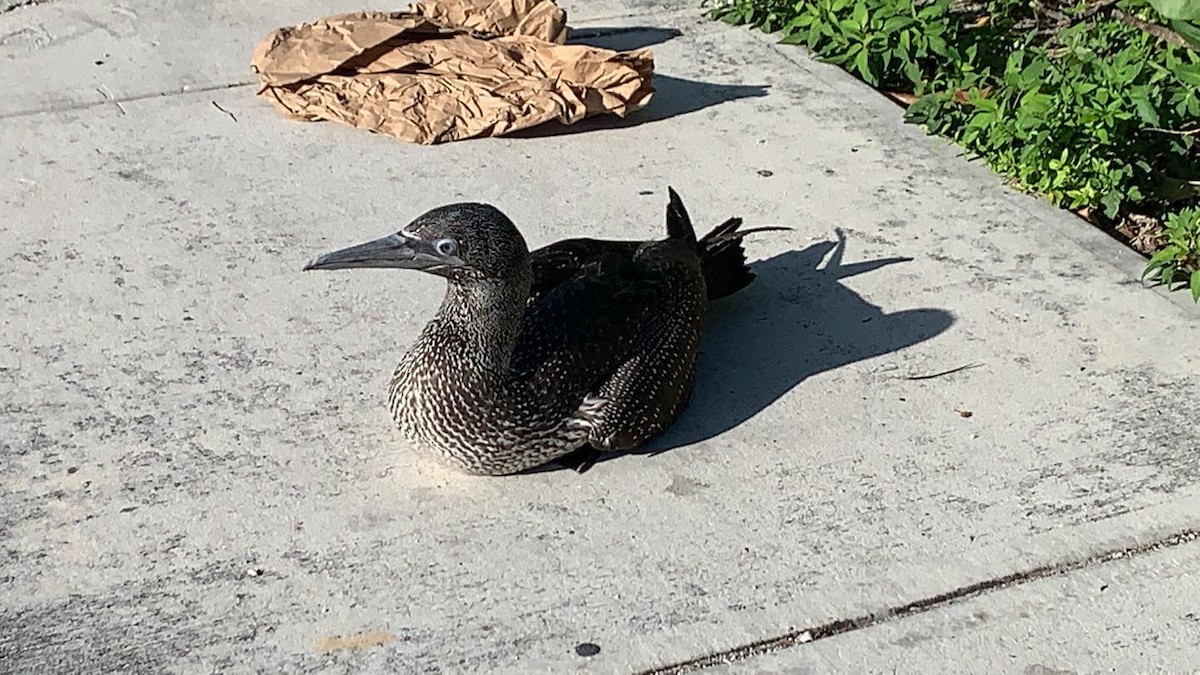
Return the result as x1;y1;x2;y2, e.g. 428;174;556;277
640;529;1200;673
0;80;256;120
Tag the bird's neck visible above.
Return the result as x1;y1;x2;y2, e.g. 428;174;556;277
414;275;529;381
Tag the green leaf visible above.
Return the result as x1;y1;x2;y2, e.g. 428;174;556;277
840;18;863;34
881;15;914;32
927;36;949;57
1147;0;1200;21
807;22;822;46
1020;59;1048;86
852;1;868;28
902;58;922;85
973;96;999;112
1191;269;1200;302
1144;248;1178;278
1100;190;1122;218
904;94;940;123
1129;88;1162;126
857;52;875;83
1016;90;1049;112
917;2;944;19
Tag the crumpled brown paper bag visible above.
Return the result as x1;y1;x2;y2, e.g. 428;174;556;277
250;0;655;144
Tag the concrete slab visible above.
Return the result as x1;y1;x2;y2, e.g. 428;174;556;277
707;535;1200;674
2;0;1198;673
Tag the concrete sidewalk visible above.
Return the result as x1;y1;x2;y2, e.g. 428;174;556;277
2;0;1197;672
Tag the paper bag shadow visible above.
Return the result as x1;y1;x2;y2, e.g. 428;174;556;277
526;230;955;473
508;73;768;138
546;22;765;132
566;26;684;51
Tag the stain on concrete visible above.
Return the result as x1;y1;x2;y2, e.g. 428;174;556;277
1024;665;1077;675
666;475;708;496
315;630;396;652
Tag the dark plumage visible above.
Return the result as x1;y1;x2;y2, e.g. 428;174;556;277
305;188;784;476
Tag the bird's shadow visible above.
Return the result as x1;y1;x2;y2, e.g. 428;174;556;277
529;230;955;473
504;26;768;138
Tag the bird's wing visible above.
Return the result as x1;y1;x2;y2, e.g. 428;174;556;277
527;238;641;307
510;240;706;452
510;249;667;398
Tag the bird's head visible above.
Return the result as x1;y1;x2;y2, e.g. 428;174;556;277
304;203;530;282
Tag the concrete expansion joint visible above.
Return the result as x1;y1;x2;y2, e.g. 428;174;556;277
643;529;1200;674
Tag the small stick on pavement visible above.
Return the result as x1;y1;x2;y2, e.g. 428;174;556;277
96;85;127;115
902;362;984;381
211;101;238;122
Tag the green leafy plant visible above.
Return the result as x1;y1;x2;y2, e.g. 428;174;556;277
709;0;798;31
772;0;961;90
1143;207;1200;300
907;17;1200;218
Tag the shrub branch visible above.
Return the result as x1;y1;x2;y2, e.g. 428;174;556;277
1111;9;1200;51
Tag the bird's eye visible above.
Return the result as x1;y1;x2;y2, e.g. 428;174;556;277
434;238;458;256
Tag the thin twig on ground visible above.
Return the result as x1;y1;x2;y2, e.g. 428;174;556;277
902;362;985;380
211;101;238;122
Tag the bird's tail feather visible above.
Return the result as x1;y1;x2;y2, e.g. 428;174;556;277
666;186;698;246
665;186;788;301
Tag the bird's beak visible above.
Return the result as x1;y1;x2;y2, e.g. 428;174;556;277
304;233;443;272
